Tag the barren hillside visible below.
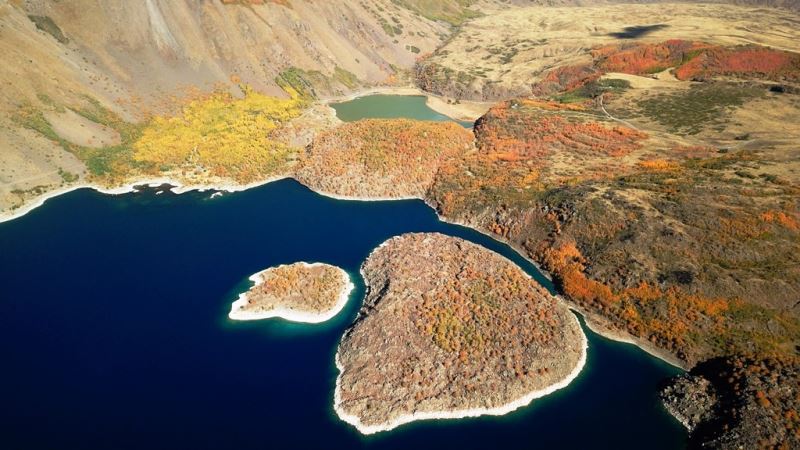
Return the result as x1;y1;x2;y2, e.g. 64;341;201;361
0;0;472;212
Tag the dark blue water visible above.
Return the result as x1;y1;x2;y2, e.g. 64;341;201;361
0;179;686;449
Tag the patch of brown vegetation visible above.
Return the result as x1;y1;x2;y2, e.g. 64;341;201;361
295;119;473;199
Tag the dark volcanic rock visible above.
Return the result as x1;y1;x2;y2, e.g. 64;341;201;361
660;374;718;432
661;356;800;449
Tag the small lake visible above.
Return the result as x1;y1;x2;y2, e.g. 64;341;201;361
0;95;686;449
331;94;474;127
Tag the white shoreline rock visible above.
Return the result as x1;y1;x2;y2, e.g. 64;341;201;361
333;310;587;434
228;262;354;324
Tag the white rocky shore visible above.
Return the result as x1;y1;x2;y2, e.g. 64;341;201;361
229;262;354;324
334;312;587;434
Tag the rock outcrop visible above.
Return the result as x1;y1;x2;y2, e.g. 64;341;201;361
660;356;800;449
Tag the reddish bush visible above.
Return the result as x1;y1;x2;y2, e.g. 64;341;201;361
593;40;710;75
674;45;800;81
532;64;602;97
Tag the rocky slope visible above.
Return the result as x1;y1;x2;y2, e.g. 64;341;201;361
1;0;457;212
419;41;800;447
335;233;585;433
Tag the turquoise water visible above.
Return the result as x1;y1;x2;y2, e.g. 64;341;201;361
331;94;474;127
0;95;687;449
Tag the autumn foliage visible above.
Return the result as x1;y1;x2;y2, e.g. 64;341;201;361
593;40;800;81
675;45;800;81
593;39;712;75
134;85;306;182
686;354;800;447
539;240;741;359
476;102;647;159
531;64;602;97
428;93;799;365
760;209;800;232
534;40;800;98
295;119;473;199
431;100;648;221
240;263;347;314
336;233;583;429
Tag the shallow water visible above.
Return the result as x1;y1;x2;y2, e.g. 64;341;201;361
330;94;474;127
0;179;685;450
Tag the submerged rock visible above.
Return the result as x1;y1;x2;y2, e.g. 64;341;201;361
335;233;586;434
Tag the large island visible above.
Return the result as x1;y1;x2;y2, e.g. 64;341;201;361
334;233;586;434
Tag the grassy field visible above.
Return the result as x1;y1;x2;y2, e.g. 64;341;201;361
416;4;800;100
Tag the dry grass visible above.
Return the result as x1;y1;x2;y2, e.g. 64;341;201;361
417;4;800;99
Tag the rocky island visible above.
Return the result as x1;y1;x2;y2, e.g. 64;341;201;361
334;233;586;434
229;262;353;324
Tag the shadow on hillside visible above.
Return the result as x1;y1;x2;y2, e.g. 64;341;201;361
608;24;669;39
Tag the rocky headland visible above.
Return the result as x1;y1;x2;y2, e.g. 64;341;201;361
295;119;473;200
660;355;799;448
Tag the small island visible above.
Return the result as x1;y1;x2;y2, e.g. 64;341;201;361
229;262;354;324
334;233;587;434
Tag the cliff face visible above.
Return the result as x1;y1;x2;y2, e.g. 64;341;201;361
660;355;800;449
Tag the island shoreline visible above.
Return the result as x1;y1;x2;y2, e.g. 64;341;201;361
332;303;589;435
228;262;355;324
